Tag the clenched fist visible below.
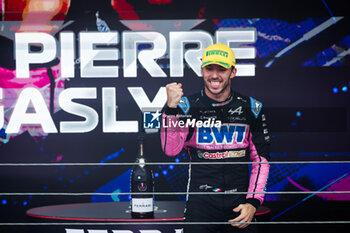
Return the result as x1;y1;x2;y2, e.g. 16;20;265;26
166;82;183;108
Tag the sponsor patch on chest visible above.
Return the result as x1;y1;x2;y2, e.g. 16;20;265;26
198;150;246;159
196;123;249;145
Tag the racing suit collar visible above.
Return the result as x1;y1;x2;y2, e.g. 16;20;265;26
200;89;234;107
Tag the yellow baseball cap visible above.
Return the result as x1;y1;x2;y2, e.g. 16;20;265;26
201;43;236;69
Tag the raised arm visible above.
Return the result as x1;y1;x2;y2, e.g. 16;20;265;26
160;82;189;156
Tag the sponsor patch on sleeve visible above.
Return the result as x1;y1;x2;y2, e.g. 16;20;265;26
249;97;262;119
178;97;190;115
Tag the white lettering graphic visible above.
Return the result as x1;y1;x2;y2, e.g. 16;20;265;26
123;32;167;77
216;29;256;76
80;32;119;78
60;32;75;77
169;31;213;77
15;32;56;78
59;88;99;133
6;88;57;133
15;29;256;78
128;87;166;112
102;88;138;133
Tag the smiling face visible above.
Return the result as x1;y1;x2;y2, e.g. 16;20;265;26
201;64;237;102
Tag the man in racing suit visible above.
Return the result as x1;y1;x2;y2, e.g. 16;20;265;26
160;43;270;232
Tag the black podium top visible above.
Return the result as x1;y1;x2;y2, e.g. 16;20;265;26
26;201;185;222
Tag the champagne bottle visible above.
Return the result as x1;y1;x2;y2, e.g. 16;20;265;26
130;136;154;218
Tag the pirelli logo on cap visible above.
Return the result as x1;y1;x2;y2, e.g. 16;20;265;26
206;50;229;57
201;43;236;69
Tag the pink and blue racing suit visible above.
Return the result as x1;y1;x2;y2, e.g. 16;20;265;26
161;90;270;232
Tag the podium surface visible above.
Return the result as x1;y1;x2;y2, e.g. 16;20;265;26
26;201;270;233
27;201;185;222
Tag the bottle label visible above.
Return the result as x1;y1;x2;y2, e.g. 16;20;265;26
131;198;153;213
